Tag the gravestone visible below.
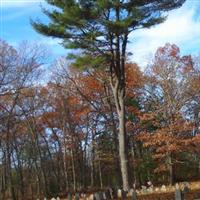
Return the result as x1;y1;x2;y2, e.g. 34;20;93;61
131;189;137;200
127;189;132;197
56;197;60;200
161;185;167;192
51;198;56;200
147;186;153;193
67;192;72;200
136;190;140;195
102;191;107;200
105;188;112;199
175;183;182;200
88;194;94;200
122;190;127;200
94;192;100;200
109;188;114;199
141;185;147;194
182;182;190;200
117;189;122;198
99;192;104;200
147;181;153;189
75;192;80;200
82;193;87;200
182;182;190;193
111;187;117;199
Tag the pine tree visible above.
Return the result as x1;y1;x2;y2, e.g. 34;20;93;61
32;0;186;190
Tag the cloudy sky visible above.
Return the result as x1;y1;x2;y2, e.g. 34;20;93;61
1;0;200;66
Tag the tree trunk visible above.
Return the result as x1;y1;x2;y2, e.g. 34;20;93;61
63;131;69;192
118;99;129;191
98;157;103;189
168;153;173;185
111;74;129;191
71;149;76;192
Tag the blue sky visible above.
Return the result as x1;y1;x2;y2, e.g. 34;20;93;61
1;0;200;66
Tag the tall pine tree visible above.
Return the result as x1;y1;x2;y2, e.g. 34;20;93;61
32;0;186;190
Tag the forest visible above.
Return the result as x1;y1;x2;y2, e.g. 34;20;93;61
1;0;200;199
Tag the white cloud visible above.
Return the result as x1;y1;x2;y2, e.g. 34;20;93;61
129;1;200;68
1;0;44;7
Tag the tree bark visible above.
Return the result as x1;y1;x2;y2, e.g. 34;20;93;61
118;95;129;191
71;149;76;192
111;79;129;191
168;153;173;185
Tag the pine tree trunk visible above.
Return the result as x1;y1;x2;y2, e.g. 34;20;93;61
118;96;129;191
111;79;129;191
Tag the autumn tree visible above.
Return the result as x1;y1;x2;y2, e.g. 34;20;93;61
0;40;46;199
32;0;186;190
139;43;198;185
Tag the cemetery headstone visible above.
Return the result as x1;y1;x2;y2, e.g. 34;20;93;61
141;185;147;194
75;192;80;200
122;190;127;200
99;191;104;200
111;187;117;199
136;190;140;195
56;197;60;200
105;188;112;199
94;192;101;200
131;189;137;200
109;187;114;199
175;183;182;200
117;189;122;198
67;192;72;200
161;185;167;192
147;181;153;188
182;182;189;199
88;194;94;200
102;191;107;200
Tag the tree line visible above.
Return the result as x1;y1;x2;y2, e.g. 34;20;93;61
1;40;200;199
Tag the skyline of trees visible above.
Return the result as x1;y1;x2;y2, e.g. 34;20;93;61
32;0;186;191
0;40;200;199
